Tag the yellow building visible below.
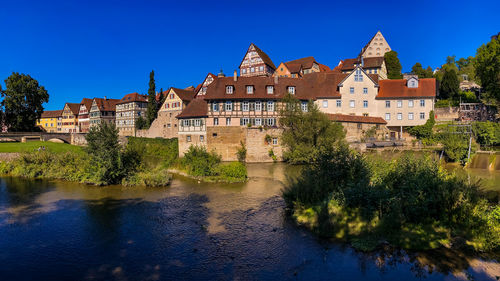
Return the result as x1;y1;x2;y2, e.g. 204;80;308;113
37;110;62;133
62;103;80;133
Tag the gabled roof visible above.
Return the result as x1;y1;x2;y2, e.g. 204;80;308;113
117;92;148;104
341;57;385;71
318;63;331;72
93;98;121;111
65;103;80;115
80;98;93;111
286;56;316;69
338;66;379;87
285;63;302;74
170;87;196;102
358;32;380;58
377;78;436;99
176;99;208;119
327;114;387;124
239;43;276;70
41;110;63;118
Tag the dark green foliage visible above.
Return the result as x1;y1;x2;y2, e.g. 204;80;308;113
127;137;178;167
236;141;247;162
474;37;500;101
157;87;166;111
436;125;476;165
279;94;345;164
146;70;158;127
472;121;500;147
135;116;148;130
411;63;434;78
440;68;460;99
85;122;124;184
181;145;221;177
408;110;435;139
1;72;49;131
215;162;247;181
284;150;500;251
384;51;403;79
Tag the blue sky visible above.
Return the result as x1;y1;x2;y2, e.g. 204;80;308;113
1;0;499;110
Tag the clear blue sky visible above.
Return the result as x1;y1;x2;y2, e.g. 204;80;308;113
1;0;499;110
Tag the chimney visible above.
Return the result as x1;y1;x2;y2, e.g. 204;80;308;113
233;70;237;82
217;69;225;78
361;57;364;67
104;96;107;100
274;75;278;84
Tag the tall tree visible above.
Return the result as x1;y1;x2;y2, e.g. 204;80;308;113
474;37;500;101
440;68;460;99
1;73;49;131
157;87;165;111
146;70;157;126
425;66;434;78
411;63;425;77
384;51;403;79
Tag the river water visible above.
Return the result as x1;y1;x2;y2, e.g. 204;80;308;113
0;163;499;281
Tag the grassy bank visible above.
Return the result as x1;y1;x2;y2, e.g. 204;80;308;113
0;141;82;153
283;148;500;252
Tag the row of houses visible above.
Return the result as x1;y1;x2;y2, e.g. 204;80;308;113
38;31;437;162
37;94;149;135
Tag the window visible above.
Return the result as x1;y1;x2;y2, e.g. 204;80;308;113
363;113;369;116
408;112;414;120
357;123;362;129
354;68;363;82
167;123;171;128
301;102;308;112
259;66;264;71
214;118;219;125
242;101;249;111
397;100;402;108
350;87;354;94
251;67;255;73
267;86;274;94
187;135;191;142
272;138;278;145
212;133;217;137
266;118;275;126
242;69;247;74
183;119;189;127
420;100;425;107
212;103;219;112
397;113;402;120
363;88;368;94
255;101;262;111
336;100;342;107
322;100;328;108
374;69;378;74
240;118;250;126
363;100;368;108
267;101;274;111
194;119;201;127
225;101;233;111
255;118;262;126
420;112;425;119
246;86;253;94
349;100;355;108
200;135;204;142
385;113;391;120
408;100;414;108
385;101;390;108
226;118;231;125
226;86;234;94
288;86;295;95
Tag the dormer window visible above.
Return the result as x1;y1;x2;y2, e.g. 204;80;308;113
288;86;295;95
267;86;274;94
226;86;234;94
408;77;418;88
246;85;254;94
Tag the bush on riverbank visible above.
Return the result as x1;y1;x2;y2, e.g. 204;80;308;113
178;145;247;182
283;149;500;252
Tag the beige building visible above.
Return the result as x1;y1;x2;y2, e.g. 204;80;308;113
274;57;331;78
77;98;93;133
359;31;392;58
89;97;120;128
61;103;80;133
115;93;148;136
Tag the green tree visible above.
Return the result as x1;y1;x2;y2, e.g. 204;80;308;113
425;66;434;78
411;63;425;77
440;68;460;99
0;73;49;131
146;70;157;126
279;94;345;164
408;110;435;140
157;87;166;111
85;122;124;184
474;37;500;101
135;116;147;130
384;51;403;79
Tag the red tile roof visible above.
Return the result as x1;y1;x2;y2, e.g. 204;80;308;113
327;114;387;124
94;98;121;111
240;43;276;70
80;98;93;112
341;57;384;71
170;87;197;102
285;63;302;74
41;110;62;118
319;63;331;72
176;99;208;119
377;78;436;99
65;103;80;115
286;56;316;69
117;92;148;104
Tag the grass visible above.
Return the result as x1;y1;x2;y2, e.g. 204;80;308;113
0;141;82;153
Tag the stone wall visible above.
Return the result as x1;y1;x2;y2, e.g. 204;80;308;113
71;133;87;146
206;127;246;161
341;122;388;142
136;110;181;139
178;132;206;157
435;107;459;122
245;128;283;162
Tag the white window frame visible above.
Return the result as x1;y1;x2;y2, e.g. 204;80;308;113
225;101;233;111
212;103;219;112
255;101;262;111
397;113;403;120
288;86;295;95
385;113;391;120
301;101;308;112
226;86;233;94
363;100;368;108
408;112;414;120
363;88;368;94
246;86;253;94
397;100;402;108
226;117;231;125
194;119;201;127
322;100;328;108
241;117;250;126
242;101;249;111
420;99;425;107
408;100;414;108
420;112;425;119
349;100;355;108
336;100;341;107
350;87;354;94
255;118;262;126
214;118;219;125
272;138;278;145
267;101;274;111
267;86;273;94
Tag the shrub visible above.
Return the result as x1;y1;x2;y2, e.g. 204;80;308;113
236;141;247;162
472;121;500;147
215;162;247;181
122;167;171;187
180;145;221;177
408;110;435;140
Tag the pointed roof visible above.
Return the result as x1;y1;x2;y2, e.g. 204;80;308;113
176;99;208;119
64;103;80;115
358;31;391;58
169;87;197;102
80;98;93;111
117;92;148;104
239;43;276;70
93;97;121;111
341;57;385;71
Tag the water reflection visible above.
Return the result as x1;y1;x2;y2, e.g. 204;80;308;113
0;163;498;281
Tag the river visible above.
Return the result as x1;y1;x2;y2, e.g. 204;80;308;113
0;163;499;281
